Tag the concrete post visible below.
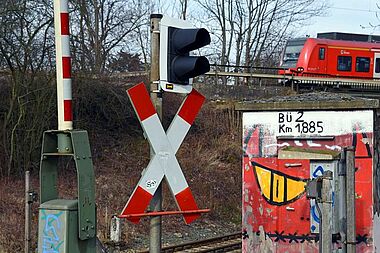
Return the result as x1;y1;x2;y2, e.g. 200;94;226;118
320;170;333;253
346;147;356;253
149;14;163;253
338;150;347;253
110;215;122;243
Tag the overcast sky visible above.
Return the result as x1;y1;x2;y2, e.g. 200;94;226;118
302;0;380;37
156;0;380;39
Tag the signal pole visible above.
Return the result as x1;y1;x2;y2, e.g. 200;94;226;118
37;1;96;252
53;0;73;154
149;14;163;253
24;170;31;253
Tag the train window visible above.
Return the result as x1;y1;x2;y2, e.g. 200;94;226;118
356;57;370;72
319;48;325;60
376;59;380;73
337;56;352;71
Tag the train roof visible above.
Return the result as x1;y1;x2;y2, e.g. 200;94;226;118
317;32;380;43
306;37;380;49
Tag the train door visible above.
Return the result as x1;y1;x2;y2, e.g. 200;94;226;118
318;46;327;74
373;53;380;78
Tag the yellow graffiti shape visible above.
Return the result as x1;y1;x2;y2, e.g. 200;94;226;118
287;178;307;201
253;162;307;205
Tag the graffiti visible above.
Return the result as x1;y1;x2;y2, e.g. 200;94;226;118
243;126;356;157
325;145;342;151
243;125;277;157
278;139;343;151
307;140;322;147
251;161;307;206
243;126;262;157
356;234;368;244
309;162;336;233
242;230;249;239
263;143;289;148
243;110;375;252
253;230;319;243
40;210;64;253
353;132;372;158
250;230;369;245
311;205;320;224
312;165;324;178
244;127;346;156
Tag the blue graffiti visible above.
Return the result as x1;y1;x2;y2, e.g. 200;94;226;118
332;192;335;207
311;165;324;229
311;205;320;223
312;165;324;178
41;211;64;253
310;164;335;232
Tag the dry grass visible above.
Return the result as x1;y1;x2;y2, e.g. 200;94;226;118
0;98;242;252
0;177;38;252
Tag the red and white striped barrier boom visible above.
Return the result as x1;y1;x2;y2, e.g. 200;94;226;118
54;0;73;130
121;83;205;224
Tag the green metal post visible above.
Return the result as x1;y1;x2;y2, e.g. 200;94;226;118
58;133;73;153
38;130;96;253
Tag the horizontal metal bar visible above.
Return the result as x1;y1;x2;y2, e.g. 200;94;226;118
119;209;210;218
212;63;286;71
42;152;73;156
205;71;380;86
205;71;286;79
285;163;302;168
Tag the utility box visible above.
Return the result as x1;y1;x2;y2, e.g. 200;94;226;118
38;199;95;253
236;92;380;253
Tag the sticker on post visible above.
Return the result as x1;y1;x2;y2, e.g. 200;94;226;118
146;180;157;189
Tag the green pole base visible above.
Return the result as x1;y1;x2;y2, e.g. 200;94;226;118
57;133;73;153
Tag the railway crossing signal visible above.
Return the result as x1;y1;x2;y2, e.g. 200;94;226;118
159;16;211;94
120;82;205;224
38;0;96;252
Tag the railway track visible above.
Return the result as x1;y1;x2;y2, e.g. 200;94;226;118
138;232;242;253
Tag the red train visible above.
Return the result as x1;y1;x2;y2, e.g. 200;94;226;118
279;35;380;79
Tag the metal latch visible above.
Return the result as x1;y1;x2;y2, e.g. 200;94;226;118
27;190;38;204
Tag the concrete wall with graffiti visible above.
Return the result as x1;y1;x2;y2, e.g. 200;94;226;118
242;110;376;252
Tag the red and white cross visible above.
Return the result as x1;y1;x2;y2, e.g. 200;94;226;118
54;0;73;130
121;83;205;224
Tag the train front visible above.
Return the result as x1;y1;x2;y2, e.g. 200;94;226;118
279;38;307;77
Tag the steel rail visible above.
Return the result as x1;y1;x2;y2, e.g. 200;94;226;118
137;232;242;253
181;239;241;253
